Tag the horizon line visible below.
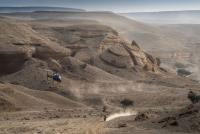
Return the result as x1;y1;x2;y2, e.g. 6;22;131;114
0;6;200;13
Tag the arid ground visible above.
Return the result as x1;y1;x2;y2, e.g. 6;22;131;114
0;11;200;134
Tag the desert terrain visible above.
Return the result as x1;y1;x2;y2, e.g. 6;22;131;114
3;10;200;80
0;10;200;134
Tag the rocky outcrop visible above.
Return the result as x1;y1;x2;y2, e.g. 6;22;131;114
100;45;133;69
98;34;160;73
122;41;160;72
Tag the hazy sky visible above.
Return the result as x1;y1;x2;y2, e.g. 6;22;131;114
1;0;200;12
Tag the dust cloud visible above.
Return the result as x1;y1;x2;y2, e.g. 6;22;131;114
106;110;138;121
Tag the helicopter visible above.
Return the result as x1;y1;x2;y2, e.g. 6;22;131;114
46;70;62;84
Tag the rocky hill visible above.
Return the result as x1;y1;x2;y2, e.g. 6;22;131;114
0;16;168;110
0;17;162;81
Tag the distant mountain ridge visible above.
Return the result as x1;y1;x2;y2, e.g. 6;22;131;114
121;10;200;24
124;10;200;14
0;7;85;13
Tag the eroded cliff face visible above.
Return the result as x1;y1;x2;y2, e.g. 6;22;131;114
41;24;163;80
93;32;162;80
0;17;162;82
